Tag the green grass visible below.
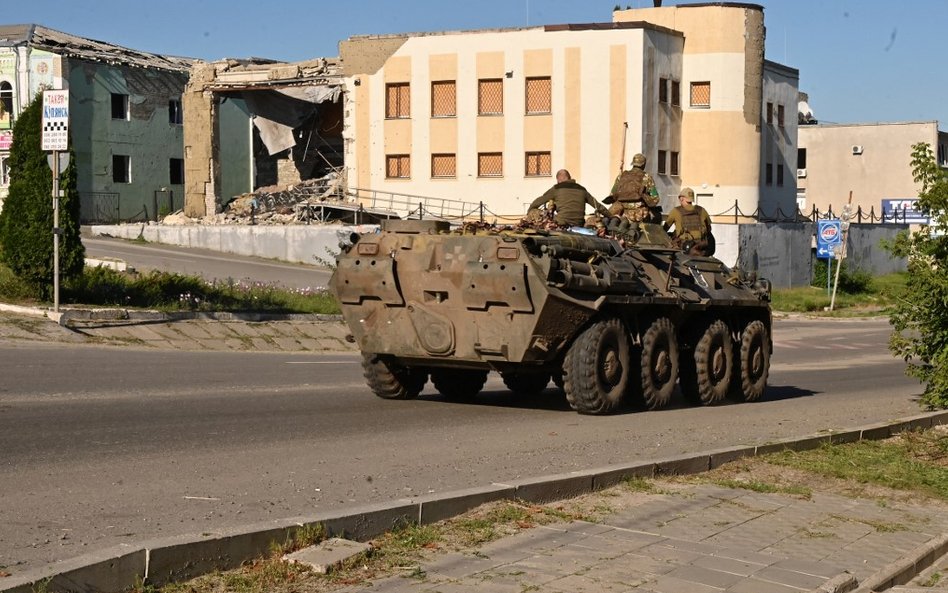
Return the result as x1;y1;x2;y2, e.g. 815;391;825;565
771;272;907;315
0;262;341;314
711;478;812;498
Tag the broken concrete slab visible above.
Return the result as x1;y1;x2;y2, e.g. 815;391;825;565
282;538;372;574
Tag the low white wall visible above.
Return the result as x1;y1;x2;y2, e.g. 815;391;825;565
90;224;379;266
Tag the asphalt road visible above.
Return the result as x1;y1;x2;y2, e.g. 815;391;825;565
82;234;332;290
0;316;921;576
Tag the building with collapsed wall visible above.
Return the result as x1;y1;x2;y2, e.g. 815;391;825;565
339;2;798;220
0;24;193;220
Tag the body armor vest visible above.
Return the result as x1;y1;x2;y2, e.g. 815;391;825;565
615;169;647;203
676;206;706;240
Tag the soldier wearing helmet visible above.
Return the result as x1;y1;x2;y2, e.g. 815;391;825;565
664;187;713;255
606;153;660;223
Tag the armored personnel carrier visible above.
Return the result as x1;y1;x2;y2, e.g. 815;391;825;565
329;219;771;415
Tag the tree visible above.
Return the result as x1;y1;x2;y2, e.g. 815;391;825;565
886;142;948;408
0;93;84;299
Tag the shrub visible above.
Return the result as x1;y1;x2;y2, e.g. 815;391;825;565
811;258;873;294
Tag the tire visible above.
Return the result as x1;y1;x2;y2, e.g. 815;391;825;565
563;318;631;415
730;320;770;402
501;372;550;395
688;320;733;406
362;354;427;400
431;369;489;400
638;318;679;410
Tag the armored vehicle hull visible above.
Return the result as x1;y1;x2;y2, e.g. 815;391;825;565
330;219;772;414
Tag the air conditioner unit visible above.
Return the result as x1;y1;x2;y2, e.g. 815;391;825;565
797;168;807;178
851;145;864;155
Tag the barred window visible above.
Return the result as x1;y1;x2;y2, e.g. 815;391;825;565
657;150;667;175
525;152;551;177
386;154;410;178
431;81;456;117
525;77;551;114
431;153;456;178
671;80;680;107
670;151;680;176
659;77;668;103
690;81;711;108
385;83;410;118
478;79;503;115
478;152;503;177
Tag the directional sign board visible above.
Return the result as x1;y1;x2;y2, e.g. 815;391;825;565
41;90;69;151
816;219;842;259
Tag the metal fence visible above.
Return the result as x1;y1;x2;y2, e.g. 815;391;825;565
713;200;922;225
80;192;121;224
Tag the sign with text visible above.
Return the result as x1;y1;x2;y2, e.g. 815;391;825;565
41;90;69;151
882;198;929;224
816;219;842;259
0;131;11;151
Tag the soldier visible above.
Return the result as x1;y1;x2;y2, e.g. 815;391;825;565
527;169;610;228
606;153;661;223
664;187;713;255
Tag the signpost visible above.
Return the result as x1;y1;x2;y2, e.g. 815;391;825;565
882;198;929;224
42;89;69;313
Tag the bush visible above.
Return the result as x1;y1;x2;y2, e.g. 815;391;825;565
811;258;873;294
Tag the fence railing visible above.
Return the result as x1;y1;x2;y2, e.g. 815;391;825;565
711;200;920;225
80;192;121;224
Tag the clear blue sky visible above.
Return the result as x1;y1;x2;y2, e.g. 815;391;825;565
6;0;946;126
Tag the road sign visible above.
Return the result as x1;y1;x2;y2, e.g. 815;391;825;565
41;90;69;151
816;219;842;259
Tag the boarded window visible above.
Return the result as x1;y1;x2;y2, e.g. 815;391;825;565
657;150;667;175
478;79;503;115
386;154;410;178
113;155;131;183
671;80;680;106
111;94;128;120
659;77;668;103
431;81;456;117
690;82;711;108
478;152;503;177
431;153;456;178
169;158;184;184
777;104;785;127
385;83;410;118
766;102;774;125
525;152;551;177
670;151;680;176
525;77;551;114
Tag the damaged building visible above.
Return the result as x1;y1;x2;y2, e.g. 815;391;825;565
0;24;193;220
182;58;358;221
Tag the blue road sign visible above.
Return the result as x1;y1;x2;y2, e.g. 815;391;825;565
817;219;842;259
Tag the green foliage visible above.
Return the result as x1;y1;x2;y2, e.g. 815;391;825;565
885;143;948;408
0;93;84;299
811;258;873;294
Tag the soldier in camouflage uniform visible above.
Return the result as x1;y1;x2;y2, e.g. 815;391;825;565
527;169;610;228
606;153;661;223
664;187;713;255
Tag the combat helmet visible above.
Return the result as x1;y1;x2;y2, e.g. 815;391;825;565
631;153;647;168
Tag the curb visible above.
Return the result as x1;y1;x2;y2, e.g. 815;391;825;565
4;411;948;593
0;303;343;327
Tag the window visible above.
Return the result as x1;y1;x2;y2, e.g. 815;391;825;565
168;99;182;125
386;154;410;178
385;83;410;119
478;79;503;115
431;153;456;178
777;164;784;187
657;150;667;175
113;154;131;183
170;158;184;185
659;77;668;103
766;102;773;125
525;152;551;177
111;93;129;120
670;151;680;176
671;80;680;107
525;77;551;114
765;162;773;186
431;81;456;117
777;104;785;127
477;152;503;177
0;155;9;187
797;148;807;169
0;81;12;125
690;81;711;108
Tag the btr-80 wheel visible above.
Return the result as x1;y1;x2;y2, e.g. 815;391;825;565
502;372;550;395
431;369;489;400
362;354;427;399
730;320;770;402
637;317;679;410
680;320;733;406
563;318;631;415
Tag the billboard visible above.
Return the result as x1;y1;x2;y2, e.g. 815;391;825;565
882;198;929;224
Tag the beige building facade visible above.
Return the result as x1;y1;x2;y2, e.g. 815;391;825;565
339;3;798;220
797;121;948;218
